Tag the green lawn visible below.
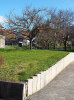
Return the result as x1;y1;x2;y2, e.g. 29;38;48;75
0;46;69;82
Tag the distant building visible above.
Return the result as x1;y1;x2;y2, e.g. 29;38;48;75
0;35;5;48
0;24;30;46
16;33;30;47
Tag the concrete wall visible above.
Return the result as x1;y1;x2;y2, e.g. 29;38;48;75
0;35;5;48
0;53;74;100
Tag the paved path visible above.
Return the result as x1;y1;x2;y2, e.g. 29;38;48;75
27;62;74;100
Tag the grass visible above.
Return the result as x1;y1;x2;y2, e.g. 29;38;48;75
0;45;69;82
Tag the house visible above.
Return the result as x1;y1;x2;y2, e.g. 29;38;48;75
2;28;30;46
0;35;5;48
16;32;30;46
0;24;30;46
0;24;5;48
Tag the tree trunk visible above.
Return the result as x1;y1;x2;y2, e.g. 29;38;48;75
30;39;32;50
53;42;56;49
48;43;50;49
64;41;67;51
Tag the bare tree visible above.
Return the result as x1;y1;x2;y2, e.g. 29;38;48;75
47;9;74;50
56;10;74;50
36;19;56;49
7;6;44;49
7;7;74;50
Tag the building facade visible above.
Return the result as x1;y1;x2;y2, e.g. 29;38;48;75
0;35;5;48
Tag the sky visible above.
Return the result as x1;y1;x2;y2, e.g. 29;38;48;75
0;0;74;27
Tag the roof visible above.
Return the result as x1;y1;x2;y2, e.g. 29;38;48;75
0;24;3;28
21;30;29;36
23;36;27;38
8;33;16;39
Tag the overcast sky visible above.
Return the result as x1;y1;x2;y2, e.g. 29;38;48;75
0;0;74;27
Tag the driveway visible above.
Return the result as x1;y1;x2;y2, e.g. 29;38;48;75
27;62;74;100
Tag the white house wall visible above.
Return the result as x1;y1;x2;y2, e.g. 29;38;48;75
0;35;5;48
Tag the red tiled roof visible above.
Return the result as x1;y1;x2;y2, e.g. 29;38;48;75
8;33;16;39
23;33;29;36
0;24;3;28
11;38;16;41
0;28;29;39
23;36;27;38
21;30;29;36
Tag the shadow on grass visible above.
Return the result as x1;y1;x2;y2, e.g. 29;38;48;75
48;46;74;52
0;45;74;52
0;45;30;52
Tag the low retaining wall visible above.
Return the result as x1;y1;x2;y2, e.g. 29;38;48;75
0;53;74;100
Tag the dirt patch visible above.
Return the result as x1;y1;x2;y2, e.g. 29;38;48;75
0;56;4;67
